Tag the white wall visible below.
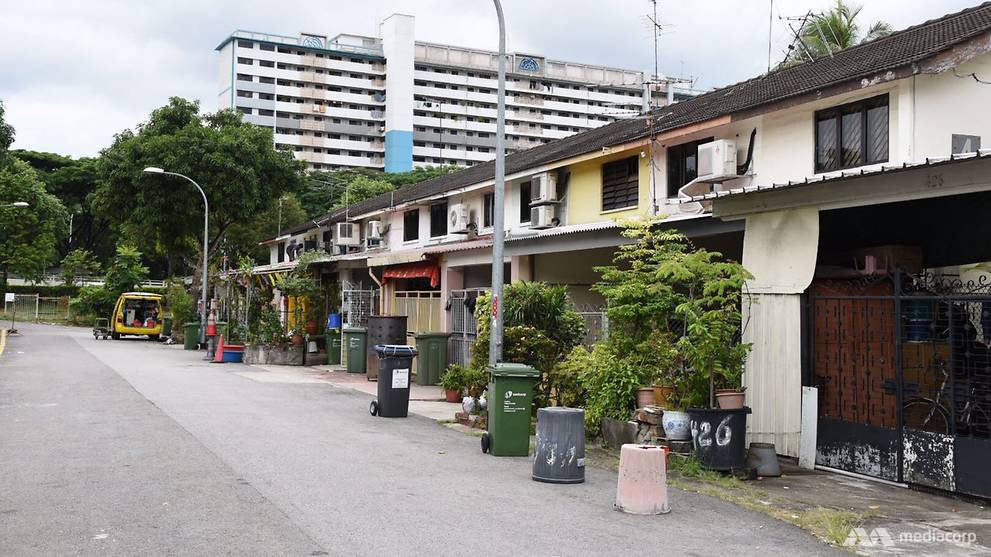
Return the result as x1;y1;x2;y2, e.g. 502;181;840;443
914;54;991;157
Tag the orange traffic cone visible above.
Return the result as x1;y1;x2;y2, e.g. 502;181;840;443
213;334;225;363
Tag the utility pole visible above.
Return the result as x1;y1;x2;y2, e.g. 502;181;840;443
488;0;507;365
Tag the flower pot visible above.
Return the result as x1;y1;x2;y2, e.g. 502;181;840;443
444;389;461;403
636;387;655;409
305;320;319;335
715;389;746;409
661;410;691;440
290;334;304;346
687;407;751;471
653;385;675;408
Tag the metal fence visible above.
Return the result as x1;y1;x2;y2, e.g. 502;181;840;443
392;291;442;334
578;310;609;347
449;288;487;367
2;294;70;321
341;283;378;328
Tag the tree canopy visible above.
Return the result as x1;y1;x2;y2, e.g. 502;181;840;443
0;159;69;287
783;0;892;65
299;165;460;219
94;97;304;274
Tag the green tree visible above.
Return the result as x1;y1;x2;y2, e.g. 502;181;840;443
300;165;460;218
60;248;101;286
785;0;892;64
104;245;149;296
0;159;68;290
94;97;304;279
0;100;14;165
224;193;307;263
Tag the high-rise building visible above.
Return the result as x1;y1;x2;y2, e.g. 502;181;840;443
217;14;684;172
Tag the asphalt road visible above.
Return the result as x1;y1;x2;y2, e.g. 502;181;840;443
0;323;841;556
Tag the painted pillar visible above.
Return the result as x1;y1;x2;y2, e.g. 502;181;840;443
739;207;819;458
441;262;464;333
510;255;533;282
380;14;415;173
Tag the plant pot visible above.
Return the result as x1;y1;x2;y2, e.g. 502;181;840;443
305;320;319;335
290;334;304;346
653;385;675;408
715;389;746;409
661;410;691;440
686;407;751;471
444;389;461;403
636;387;655;409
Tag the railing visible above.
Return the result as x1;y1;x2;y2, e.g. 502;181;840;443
392;291;442;334
2;295;70;322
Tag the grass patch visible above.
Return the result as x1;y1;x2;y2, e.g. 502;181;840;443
793;507;864;545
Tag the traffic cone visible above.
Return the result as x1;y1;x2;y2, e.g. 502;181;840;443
213;334;225;363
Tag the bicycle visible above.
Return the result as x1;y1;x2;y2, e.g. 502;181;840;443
902;357;991;438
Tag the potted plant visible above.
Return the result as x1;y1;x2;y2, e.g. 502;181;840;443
440;364;467;403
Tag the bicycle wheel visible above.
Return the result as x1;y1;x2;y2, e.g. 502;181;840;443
902;399;951;434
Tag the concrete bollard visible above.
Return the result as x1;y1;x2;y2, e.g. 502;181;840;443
614;444;670;515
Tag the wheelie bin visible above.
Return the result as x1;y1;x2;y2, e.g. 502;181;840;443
481;362;540;456
413;332;449;386
343;327;367;373
369;345;418;418
327;329;342;365
183;323;201;350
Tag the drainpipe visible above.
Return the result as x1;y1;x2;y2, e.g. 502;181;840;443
666;80;675;105
642;82;651;112
368;267;385;314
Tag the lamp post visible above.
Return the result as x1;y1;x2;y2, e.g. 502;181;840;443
488;0;507;365
143;167;209;344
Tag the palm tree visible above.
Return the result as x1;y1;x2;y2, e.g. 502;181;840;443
785;0;892;64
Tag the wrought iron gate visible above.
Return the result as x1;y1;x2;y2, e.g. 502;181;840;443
810;272;991;498
341;282;378;328
449;288;486;367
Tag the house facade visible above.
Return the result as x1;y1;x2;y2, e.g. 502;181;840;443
257;4;991;498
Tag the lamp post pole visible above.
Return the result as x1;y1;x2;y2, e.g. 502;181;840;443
143;168;209;344
488;0;507;365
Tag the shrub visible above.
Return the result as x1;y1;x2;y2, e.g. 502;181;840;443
440;364;468;393
68;285;115;319
166;281;197;327
548;345;592;408
463;367;489;400
580;344;645;436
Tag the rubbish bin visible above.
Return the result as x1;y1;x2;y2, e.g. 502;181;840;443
162;316;173;337
343;327;367;374
326;329;342;365
183;323;200;350
413;332;449;386
533;407;585;484
366;316;407;381
686;407;752;471
481;362;540;457
369;345;418;418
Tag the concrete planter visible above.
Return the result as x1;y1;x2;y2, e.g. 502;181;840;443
243;344;303;366
601;416;638;449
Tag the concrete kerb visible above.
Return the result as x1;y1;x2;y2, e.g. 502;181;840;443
0;328;7;357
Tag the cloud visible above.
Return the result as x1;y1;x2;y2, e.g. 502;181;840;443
0;0;978;158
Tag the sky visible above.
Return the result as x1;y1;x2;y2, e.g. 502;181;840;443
0;0;979;158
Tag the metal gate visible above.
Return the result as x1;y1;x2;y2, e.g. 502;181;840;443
341;282;378;328
449;288;486;367
810;272;991;498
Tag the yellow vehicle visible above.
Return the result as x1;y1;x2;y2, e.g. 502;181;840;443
110;292;164;340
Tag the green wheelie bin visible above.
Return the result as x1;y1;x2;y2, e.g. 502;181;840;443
183;322;201;350
481;363;540;456
413;332;449;386
327;329;343;365
344;327;367;374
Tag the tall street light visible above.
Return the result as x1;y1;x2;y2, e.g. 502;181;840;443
488;0;507;365
143;167;209;344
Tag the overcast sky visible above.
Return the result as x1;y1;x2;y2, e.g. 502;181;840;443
0;0;978;158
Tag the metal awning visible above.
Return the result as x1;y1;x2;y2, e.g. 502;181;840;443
367;249;426;267
381;261;441;288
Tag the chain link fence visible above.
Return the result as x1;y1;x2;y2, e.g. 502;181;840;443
2;294;71;322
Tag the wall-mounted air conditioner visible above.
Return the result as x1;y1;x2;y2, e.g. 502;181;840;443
529;172;558;205
697;139;738;182
530;205;559;230
449;203;476;235
365;220;383;248
335;222;361;246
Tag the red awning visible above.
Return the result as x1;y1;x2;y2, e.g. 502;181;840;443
382;261;441;288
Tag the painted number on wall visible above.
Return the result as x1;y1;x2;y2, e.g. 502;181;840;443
692;416;733;448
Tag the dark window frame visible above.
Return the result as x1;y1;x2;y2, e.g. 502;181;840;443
814;94;889;173
519;182;532;223
483;193;494;228
601;156;640;212
403;209;420;242
429;202;448;238
666;137;714;198
277;241;285;263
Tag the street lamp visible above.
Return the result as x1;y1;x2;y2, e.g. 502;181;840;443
488;0;507;365
143;166;209;345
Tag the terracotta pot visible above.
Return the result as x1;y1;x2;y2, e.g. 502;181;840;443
444;389;461;403
715;389;746;409
636;387;655;409
653;385;675;408
290;334;304;346
305;320;319;335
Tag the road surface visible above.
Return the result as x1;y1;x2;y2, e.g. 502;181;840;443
0;323;840;556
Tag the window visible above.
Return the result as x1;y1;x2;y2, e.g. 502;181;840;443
483;193;494;228
236;73;253;82
237;40;254;48
666;137;714;198
602;156;639;211
259;43;275;52
259;60;274;68
815;94;888;173
277;242;285;263
519;182;532;223
404;209;419;242
237;57;253;65
430;203;448;238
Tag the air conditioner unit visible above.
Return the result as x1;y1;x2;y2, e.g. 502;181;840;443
334;222;360;246
449;203;476;234
529;172;558;205
697;139;738;182
365;220;383;248
530;205;559;230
